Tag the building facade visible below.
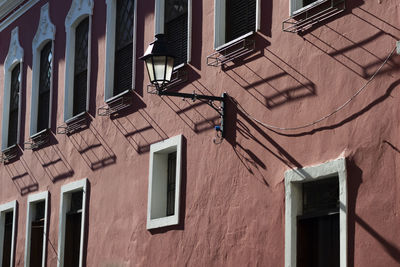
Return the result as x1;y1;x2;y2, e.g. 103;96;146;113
0;0;400;266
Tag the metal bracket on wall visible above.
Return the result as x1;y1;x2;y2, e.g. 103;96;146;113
207;33;255;67
98;91;133;116
57;113;89;135
147;67;188;94
282;0;345;33
0;145;19;163
24;129;50;150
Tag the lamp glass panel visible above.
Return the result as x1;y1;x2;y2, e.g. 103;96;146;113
153;56;167;84
165;56;174;82
145;58;155;82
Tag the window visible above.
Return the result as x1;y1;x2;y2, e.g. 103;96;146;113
30;3;55;137
285;158;347;267
24;191;49;267
290;0;325;16
2;27;23;151
0;200;17;267
104;0;137;101
64;0;93;122
155;0;191;68
214;0;260;49
57;178;88;267
147;135;182;229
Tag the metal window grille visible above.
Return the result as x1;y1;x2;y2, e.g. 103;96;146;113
37;41;52;132
8;64;20;147
226;0;256;43
165;0;188;67
167;151;177;216
114;0;134;96
73;17;89;116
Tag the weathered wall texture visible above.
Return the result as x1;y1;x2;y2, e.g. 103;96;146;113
0;0;400;266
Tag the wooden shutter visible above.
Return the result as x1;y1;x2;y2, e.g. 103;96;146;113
165;0;188;67
226;0;256;42
167;151;177;216
8;64;20;147
37;41;52;132
114;0;134;96
73;17;89;116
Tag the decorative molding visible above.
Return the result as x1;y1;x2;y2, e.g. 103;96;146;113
0;0;42;32
5;27;23;70
65;0;93;28
32;3;55;50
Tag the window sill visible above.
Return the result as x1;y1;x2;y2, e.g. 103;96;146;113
25;128;50;150
57;112;89;135
292;0;329;17
147;215;179;230
98;90;133;116
215;31;254;52
1;144;19;163
105;89;132;104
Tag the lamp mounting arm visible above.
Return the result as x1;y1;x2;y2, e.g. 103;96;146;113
158;90;227;138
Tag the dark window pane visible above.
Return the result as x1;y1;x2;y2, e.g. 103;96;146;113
165;0;187;67
64;213;82;266
29;220;44;267
73;17;89;116
114;0;134;96
8;64;20;147
70;191;83;213
2;211;13;267
226;0;256;42
303;0;319;7
302;177;339;214
167;152;177;216
297;214;340;267
37;41;52;132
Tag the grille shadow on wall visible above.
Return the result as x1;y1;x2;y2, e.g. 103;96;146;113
5;156;38;195
67;122;116;171
112;107;168;154
225;48;316;110
32;134;74;182
302;7;400;80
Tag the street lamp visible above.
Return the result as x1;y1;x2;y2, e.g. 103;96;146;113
140;34;227;141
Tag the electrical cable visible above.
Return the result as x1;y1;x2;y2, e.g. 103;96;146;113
233;46;397;131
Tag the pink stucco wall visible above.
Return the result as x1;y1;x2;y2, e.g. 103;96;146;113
0;0;400;266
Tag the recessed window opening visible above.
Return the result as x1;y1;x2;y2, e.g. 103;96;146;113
1;211;13;267
73;17;89;117
64;190;83;267
113;0;134;97
29;201;45;267
8;63;20;148
164;0;188;67
225;0;256;43
37;41;52;133
297;177;340;267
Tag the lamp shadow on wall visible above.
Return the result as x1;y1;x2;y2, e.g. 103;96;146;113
67;122;116;171
346;158;400;265
111;94;169;154
32;133;74;183
5;155;38;196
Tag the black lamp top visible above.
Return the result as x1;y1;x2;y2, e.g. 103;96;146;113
140;34;176;60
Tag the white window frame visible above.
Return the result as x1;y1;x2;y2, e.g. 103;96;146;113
24;191;49;267
155;0;192;69
214;0;261;49
30;3;55;137
1;27;23;151
63;0;94;122
290;0;328;16
147;134;182;229
0;200;17;267
104;0;137;102
57;178;88;267
284;157;347;267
